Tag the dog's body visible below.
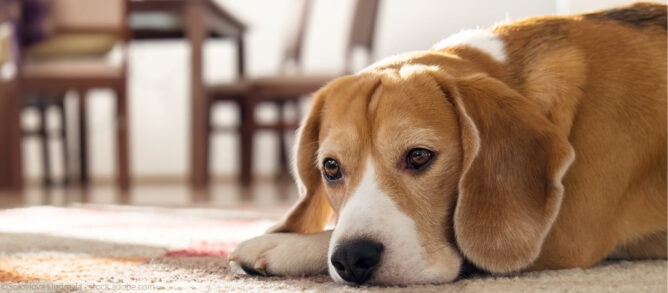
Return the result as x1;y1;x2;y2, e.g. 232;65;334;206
230;3;667;285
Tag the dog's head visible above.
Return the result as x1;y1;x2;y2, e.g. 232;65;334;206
272;52;574;285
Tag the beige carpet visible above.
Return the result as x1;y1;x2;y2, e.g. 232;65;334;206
0;206;665;292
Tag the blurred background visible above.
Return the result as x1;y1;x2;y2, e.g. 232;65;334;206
0;0;657;208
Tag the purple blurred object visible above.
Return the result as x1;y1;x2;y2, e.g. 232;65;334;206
20;0;52;47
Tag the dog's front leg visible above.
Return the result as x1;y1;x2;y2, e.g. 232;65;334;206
229;230;332;277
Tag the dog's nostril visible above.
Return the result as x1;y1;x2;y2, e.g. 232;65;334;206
332;261;345;272
330;239;383;284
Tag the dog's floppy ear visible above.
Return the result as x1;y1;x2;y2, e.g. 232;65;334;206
432;72;575;273
269;91;332;234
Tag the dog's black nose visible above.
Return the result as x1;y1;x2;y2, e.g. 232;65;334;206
330;240;383;284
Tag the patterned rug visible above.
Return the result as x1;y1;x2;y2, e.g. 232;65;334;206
0;205;665;292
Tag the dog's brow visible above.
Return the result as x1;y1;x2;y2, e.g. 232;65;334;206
315;133;360;168
385;127;440;149
315;140;335;169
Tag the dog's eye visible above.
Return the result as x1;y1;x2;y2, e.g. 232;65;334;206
323;158;342;182
406;148;433;170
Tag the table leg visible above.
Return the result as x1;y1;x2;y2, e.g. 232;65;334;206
186;0;208;188
236;35;254;187
116;82;129;190
78;90;89;186
0;79;23;190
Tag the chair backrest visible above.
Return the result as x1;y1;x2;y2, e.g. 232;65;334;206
344;0;380;73
280;0;311;71
280;0;381;74
52;0;127;37
0;23;14;68
0;1;21;79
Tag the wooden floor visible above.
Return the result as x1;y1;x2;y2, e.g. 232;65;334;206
0;178;298;209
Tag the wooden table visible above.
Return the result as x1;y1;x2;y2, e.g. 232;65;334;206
128;0;246;188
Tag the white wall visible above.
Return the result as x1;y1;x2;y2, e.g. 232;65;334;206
22;0;660;181
557;0;665;13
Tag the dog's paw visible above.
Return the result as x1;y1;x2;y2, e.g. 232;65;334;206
228;231;331;277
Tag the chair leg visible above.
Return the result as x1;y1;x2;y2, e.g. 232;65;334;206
239;98;255;187
37;97;52;187
277;100;288;179
56;97;69;185
77;90;89;186
116;84;130;190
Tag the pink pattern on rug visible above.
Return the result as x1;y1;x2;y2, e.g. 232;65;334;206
163;241;239;257
43;219;259;234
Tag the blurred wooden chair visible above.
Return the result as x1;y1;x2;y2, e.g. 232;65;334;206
21;93;68;186
18;0;131;189
206;0;381;186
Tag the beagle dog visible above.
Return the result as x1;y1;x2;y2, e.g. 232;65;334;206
229;2;667;285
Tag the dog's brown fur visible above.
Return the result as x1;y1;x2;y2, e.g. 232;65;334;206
270;2;667;275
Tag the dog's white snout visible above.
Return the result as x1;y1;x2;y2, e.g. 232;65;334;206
328;159;450;284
